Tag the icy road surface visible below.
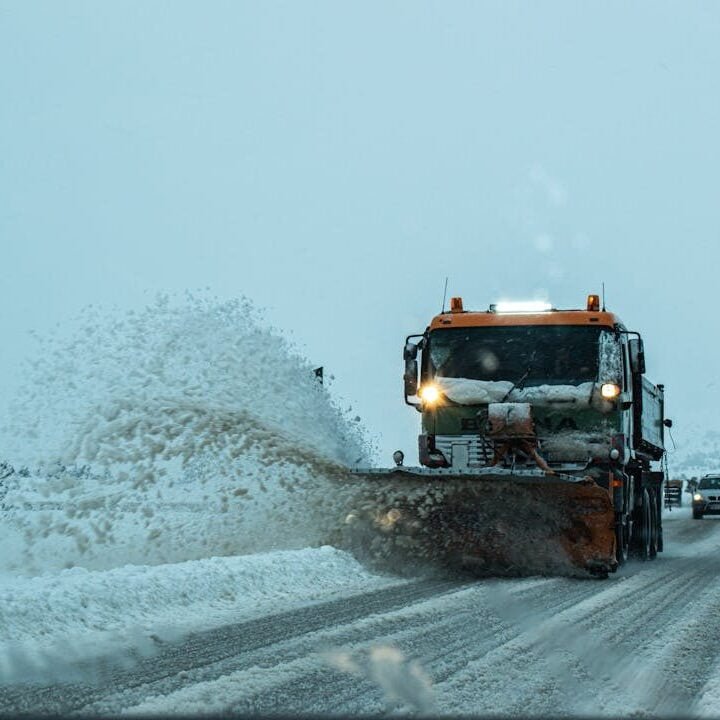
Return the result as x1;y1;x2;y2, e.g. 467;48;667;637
2;507;720;717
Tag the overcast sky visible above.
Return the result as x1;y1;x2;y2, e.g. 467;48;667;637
2;1;719;464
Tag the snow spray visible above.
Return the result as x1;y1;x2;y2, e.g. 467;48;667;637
0;293;371;574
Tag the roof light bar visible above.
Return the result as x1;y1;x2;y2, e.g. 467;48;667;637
491;301;553;314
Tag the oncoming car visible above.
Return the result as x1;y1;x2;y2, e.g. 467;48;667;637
692;475;720;519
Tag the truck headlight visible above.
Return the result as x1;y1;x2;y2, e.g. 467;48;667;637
419;384;440;405
601;383;621;399
694;493;704;501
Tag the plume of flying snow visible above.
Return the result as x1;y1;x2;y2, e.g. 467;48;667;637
0;293;372;574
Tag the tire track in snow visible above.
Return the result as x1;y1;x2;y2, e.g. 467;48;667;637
1;573;597;715
219;577;604;715
0;577;458;715
432;519;720;716
115;576;606;715
134;518;720;717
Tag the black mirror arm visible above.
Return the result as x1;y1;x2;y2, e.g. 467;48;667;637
404;333;425;355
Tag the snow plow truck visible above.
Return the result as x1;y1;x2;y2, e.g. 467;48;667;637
346;294;670;578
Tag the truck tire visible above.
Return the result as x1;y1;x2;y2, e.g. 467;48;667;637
693;510;703;520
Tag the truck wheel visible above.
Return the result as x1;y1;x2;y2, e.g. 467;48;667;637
693;510;703;520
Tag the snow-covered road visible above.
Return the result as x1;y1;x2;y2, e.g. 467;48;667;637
3;507;720;717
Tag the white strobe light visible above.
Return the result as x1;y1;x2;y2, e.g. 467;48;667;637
492;301;553;313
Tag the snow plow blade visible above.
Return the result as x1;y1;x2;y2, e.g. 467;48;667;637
339;467;616;578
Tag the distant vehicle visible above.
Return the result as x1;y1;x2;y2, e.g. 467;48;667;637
692;475;720;519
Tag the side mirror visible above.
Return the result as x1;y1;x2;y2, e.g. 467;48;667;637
403;342;419;396
404;359;418;396
628;338;646;375
404;342;418;361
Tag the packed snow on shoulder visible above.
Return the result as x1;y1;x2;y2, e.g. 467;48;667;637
0;293;372;574
0;546;402;684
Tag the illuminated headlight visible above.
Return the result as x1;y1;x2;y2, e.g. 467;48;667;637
694;493;704;502
601;383;621;399
419;384;440;405
609;448;620;461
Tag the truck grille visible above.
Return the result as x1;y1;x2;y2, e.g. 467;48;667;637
434;435;493;467
433;434;590;470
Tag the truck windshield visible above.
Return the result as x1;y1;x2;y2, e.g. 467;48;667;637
428;325;603;386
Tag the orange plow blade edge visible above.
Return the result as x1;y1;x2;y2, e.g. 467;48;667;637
339;467;617;578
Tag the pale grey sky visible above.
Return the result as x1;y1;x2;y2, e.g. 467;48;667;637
1;1;719;464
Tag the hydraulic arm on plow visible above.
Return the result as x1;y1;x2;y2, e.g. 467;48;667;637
348;295;670;578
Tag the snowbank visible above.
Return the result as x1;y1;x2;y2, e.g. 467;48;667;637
0;546;401;683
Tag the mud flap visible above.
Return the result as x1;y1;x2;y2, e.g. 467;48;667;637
643;470;665;553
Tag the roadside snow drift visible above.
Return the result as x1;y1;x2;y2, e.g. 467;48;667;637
0;546;400;684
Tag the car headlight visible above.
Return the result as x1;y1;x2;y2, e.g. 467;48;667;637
694;493;704;501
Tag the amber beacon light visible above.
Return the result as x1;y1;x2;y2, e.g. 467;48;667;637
587;294;601;312
450;296;464;313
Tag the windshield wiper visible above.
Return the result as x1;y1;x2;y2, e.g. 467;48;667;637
501;353;536;403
